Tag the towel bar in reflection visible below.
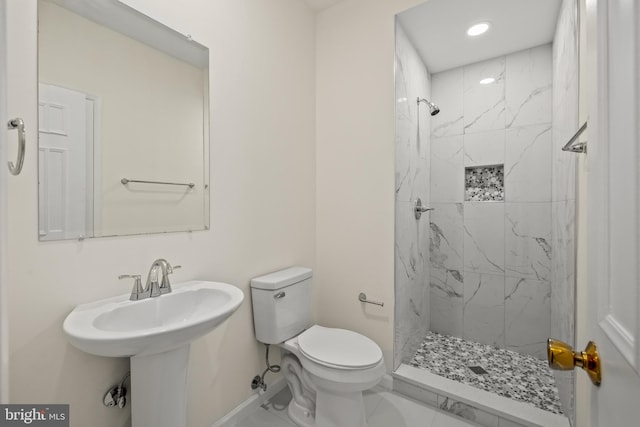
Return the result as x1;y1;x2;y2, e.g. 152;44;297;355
121;178;195;189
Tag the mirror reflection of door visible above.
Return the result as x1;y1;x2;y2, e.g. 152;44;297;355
38;83;97;240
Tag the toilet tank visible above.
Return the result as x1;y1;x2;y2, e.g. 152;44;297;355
250;266;313;344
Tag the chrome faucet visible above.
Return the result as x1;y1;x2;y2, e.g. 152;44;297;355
145;259;181;296
118;259;181;301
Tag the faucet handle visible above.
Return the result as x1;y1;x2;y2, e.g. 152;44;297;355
118;274;144;301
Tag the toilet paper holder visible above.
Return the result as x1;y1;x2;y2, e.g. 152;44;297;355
359;292;384;307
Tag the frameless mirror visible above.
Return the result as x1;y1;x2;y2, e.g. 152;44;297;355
37;0;209;241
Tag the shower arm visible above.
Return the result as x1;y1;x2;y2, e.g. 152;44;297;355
416;97;440;116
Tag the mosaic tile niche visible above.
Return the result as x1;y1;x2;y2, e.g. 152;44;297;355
465;164;504;201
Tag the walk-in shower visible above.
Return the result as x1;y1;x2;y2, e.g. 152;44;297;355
394;0;578;426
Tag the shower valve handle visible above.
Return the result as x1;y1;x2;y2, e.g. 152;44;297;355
414;198;434;220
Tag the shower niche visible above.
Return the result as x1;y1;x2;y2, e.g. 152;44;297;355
464;164;504;202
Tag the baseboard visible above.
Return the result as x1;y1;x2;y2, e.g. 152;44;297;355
210;378;287;427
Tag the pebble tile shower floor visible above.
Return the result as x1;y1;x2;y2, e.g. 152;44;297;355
409;331;563;414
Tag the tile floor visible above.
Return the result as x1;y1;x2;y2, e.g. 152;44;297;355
409;331;562;414
231;386;479;427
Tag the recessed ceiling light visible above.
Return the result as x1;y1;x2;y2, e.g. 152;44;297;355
480;77;495;85
467;22;490;37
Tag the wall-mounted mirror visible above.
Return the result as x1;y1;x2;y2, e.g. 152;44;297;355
37;0;209;241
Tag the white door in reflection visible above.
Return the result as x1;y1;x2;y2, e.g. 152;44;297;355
38;83;96;240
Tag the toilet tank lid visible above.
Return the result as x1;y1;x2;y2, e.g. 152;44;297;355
250;266;312;291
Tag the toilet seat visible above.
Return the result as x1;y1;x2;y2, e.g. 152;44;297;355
297;325;383;370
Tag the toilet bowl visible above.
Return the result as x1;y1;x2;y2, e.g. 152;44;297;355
280;325;385;427
250;267;385;427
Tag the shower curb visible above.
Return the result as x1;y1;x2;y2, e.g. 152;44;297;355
392;364;570;427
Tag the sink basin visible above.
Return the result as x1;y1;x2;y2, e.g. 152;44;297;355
63;280;243;427
63;280;244;357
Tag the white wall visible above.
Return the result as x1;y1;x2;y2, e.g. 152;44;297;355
315;0;425;371
6;0;315;426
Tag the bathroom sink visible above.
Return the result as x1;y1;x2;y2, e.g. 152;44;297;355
63;280;244;357
64;280;243;427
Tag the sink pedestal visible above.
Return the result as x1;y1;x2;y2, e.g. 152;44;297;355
130;345;190;427
63;281;244;427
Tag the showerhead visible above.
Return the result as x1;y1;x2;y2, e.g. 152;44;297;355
417;97;440;116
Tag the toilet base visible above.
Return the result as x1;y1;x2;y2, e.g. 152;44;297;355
288;396;315;427
314;388;368;427
281;352;376;427
286;385;371;427
282;354;316;427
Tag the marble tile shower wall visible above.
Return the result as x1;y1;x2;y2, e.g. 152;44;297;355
394;24;432;368
429;44;553;360
550;0;579;423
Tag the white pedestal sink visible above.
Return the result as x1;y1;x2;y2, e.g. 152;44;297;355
63;280;244;427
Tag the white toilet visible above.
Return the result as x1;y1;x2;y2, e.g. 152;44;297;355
250;267;385;427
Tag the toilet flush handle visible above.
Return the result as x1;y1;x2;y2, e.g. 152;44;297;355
274;291;286;299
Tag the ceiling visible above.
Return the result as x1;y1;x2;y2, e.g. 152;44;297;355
397;0;562;73
301;0;344;11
